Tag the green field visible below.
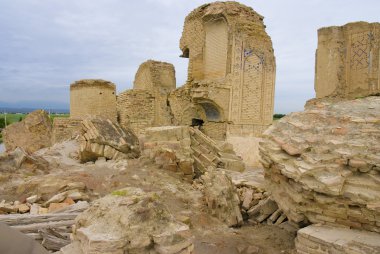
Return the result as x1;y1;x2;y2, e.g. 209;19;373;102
0;113;69;143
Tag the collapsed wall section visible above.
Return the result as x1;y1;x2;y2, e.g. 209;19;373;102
315;22;380;99
117;90;155;134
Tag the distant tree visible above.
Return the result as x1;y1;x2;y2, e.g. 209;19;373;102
273;114;286;120
0;117;5;129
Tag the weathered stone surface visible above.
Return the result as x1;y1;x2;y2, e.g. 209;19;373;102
118;60;175;134
142;126;194;176
315;22;380;99
201;168;243;227
0;147;49;173
2;110;52;153
170;1;276;138
79;117;140;162
295;225;380;254
190;128;245;175
70;79;117;122
64;187;193;254
260;96;380;232
52;118;82;144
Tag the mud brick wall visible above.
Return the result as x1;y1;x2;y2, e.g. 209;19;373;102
70;80;117;122
117;90;155;134
52;118;82;143
178;2;276;137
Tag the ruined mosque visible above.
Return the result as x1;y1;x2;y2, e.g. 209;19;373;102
1;1;380;254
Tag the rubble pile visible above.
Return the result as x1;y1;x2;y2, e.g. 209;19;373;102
237;186;288;226
0;201;89;251
142;126;194;177
0;147;49;173
200;168;243;227
2;110;52;153
79;117;140;162
190;128;245;175
260;96;380;232
61;187;194;254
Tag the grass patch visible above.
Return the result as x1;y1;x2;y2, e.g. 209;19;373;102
111;190;129;197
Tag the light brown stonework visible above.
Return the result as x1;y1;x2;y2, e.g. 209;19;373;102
52;118;82;144
315;22;380;99
70;79;117;122
175;1;276;138
117;60;175;134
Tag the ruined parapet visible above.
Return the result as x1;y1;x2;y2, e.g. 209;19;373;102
315;22;380;99
70;79;117;122
260;96;380;232
178;1;276;138
117;90;155;134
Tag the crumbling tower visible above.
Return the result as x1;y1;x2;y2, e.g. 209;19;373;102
117;60;176;133
170;1;276;139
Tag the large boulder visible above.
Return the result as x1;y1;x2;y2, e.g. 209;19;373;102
201;168;243;227
260;96;380;232
79;117;140;162
61;187;193;254
0;147;49;173
2;110;52;153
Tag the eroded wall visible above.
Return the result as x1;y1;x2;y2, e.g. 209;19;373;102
117;90;155;134
315;22;380;99
117;60;175;134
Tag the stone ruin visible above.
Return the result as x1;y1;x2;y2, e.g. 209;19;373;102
117;60;176;133
171;2;276;139
260;21;380;253
1;2;380;254
315;22;380;99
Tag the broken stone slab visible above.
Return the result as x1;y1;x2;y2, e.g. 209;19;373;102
79;117;140;162
153;233;194;254
261;96;380;232
242;189;253;211
247;197;278;223
26;195;39;204
201;168;243;227
62;187;192;254
295;225;380;254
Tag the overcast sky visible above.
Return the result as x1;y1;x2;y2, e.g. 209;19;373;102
0;0;379;113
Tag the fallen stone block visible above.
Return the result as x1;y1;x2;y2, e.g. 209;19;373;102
295;225;380;254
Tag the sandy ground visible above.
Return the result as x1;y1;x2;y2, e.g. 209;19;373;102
0;141;296;254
